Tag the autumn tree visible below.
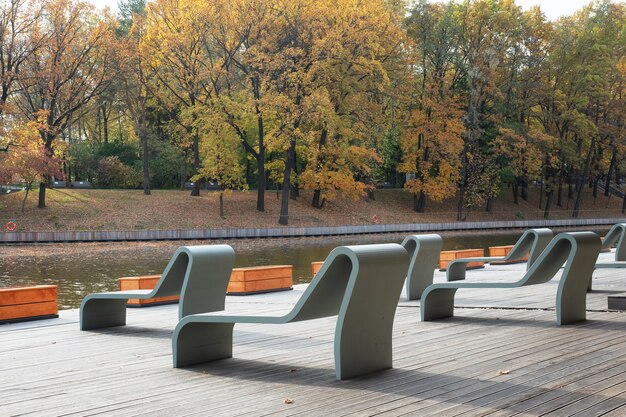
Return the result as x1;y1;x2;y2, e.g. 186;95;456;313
16;0;114;208
115;0;151;194
0;118;63;211
402;1;465;212
192;113;248;217
0;0;42;147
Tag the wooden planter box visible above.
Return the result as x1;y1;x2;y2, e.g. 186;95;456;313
0;285;58;323
488;245;528;265
600;237;612;253
311;261;324;277
439;249;485;271
118;275;179;307
227;265;293;295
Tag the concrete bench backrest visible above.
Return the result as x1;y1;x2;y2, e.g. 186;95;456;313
519;232;600;288
507;228;553;268
153;245;235;317
288;244;409;323
402;234;443;300
601;223;626;261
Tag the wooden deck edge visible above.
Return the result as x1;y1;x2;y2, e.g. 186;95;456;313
125;299;179;308
226;287;294;296
0;314;59;325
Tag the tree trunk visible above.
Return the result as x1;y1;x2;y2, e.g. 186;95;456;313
573;136;596;218
622;192;626;214
180;149;187;191
605;147;617;197
290;149;299;200
592;178;598;199
219;192;224;218
311;129;328;209
21;184;32;212
312;189;323;209
512;181;519;205
139;119;151;196
256;150;266;210
279;140;296;225
544;191;553;219
520;179;528;201
38;133;55;208
254;78;266;212
103;105;109;143
457;146;468;221
38;181;46;208
413;191;425;213
486;196;493;213
191;133;201;197
557;176;563;207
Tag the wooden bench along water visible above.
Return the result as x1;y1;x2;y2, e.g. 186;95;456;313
119;275;180;306
227;265;292;295
0;285;58;323
80;245;235;330
446;228;553;281
401;234;443;300
439;249;485;271
421;232;601;325
488;245;528;264
172;243;409;380
311;261;324;277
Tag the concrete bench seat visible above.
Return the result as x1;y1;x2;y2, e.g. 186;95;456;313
446;228;553;282
172;243;409;380
401;234;443;300
421;232;601;325
80;245;235;330
595;223;626;270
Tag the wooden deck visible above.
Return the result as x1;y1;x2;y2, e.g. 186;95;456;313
1;250;626;416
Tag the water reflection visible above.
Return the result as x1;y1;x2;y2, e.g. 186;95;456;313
1;232;521;309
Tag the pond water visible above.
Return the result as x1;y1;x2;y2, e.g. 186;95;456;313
0;232;528;309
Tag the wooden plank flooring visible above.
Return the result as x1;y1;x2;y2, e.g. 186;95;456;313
1;250;625;416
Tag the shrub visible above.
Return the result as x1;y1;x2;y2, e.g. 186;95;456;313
94;156;140;188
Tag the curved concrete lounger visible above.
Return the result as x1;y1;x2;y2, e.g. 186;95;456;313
422;232;601;325
598;223;626;264
401;234;443;300
172;243;409;380
446;228;553;282
80;245;235;330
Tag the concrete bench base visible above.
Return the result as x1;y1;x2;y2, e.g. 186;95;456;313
0;285;58;324
227;265;293;295
607;295;626;310
119;275;180;307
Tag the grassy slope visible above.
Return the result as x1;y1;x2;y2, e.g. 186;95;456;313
0;186;624;232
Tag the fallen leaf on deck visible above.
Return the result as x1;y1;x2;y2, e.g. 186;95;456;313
498;369;512;375
283;399;294;404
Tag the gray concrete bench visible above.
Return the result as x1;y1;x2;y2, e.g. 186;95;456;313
446;228;553;282
80;245;235;330
421;232;601;325
596;223;626;270
172;243;409;380
401;234;443;300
